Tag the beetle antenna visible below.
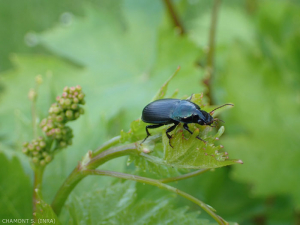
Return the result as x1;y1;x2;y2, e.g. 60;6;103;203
209;104;234;115
187;94;194;101
214;118;225;123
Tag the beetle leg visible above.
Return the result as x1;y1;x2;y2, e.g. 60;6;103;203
183;124;207;143
183;124;193;135
141;124;164;144
166;122;179;148
195;136;207;143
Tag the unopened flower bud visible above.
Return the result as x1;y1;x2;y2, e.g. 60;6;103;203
28;89;37;101
28;144;34;151
71;104;78;110
45;156;52;162
53;107;60;113
55;128;61;134
73;98;79;103
75;85;82;91
65;110;73;118
40;160;46;166
32;157;39;163
78;93;84;100
35;75;43;84
65;99;71;106
56;115;64;122
62;92;68;97
39;141;46;148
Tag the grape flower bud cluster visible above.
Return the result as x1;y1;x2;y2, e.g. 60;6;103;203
23;85;85;166
22;137;51;166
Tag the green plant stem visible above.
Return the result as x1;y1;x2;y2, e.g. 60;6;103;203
83;169;227;225
203;0;222;105
33;166;45;217
51;167;85;216
162;0;185;35
86;143;138;169
51;136;212;218
31;100;37;138
160;168;210;183
51;143;139;215
92;135;121;156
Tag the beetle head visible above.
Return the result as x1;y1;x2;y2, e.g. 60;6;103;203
197;110;214;125
197;103;234;126
207;103;233;127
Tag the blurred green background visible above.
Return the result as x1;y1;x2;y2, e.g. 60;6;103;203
1;0;300;224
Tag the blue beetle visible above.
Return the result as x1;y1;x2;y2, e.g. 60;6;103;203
141;97;233;147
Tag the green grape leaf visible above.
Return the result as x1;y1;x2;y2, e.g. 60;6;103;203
61;181;218;225
35;189;61;225
152;66;181;101
0;0;92;72
121;119;152;145
37;2;204;123
163;125;240;168
0;153;32;219
137;124;241;170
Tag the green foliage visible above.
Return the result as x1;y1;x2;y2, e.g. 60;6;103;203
0;0;203;158
214;0;300;209
188;5;254;48
36;2;203;121
61;181;217;225
35;189;61;225
162;125;239;168
0;153;32;219
0;0;87;72
1;0;300;224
